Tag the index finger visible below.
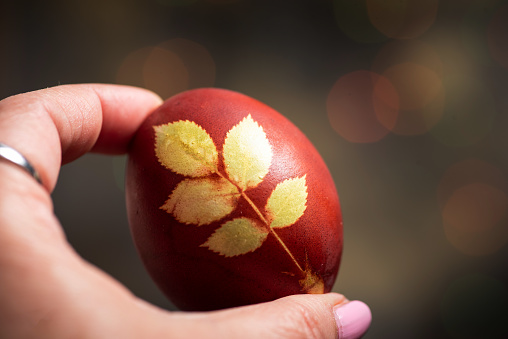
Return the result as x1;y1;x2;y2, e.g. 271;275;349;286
0;84;162;190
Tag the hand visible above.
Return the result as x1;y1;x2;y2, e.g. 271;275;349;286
0;84;371;339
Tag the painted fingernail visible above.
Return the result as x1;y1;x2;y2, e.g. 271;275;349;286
333;300;372;339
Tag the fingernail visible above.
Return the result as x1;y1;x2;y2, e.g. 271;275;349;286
333;300;372;339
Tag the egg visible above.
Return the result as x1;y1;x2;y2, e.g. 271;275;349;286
126;88;343;311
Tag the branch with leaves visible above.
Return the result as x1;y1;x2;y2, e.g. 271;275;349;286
154;115;323;293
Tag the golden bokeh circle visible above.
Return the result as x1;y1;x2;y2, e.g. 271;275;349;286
143;47;190;100
157;38;216;90
380;62;444;135
443;183;508;233
439;159;508;256
116;38;216;99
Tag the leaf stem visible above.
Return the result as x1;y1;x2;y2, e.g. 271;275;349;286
269;228;305;274
216;170;306;277
240;191;305;276
240;191;268;224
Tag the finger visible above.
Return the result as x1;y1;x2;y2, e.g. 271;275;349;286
88;84;163;155
0;84;162;190
0;84;162;337
204;293;348;339
137;293;371;339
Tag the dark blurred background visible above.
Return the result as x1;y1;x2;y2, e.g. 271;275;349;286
3;0;508;337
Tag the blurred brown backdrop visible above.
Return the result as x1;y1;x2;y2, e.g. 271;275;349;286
2;0;508;337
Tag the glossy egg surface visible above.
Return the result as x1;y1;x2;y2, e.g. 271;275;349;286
126;88;342;311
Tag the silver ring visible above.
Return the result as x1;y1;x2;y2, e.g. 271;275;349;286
0;143;42;185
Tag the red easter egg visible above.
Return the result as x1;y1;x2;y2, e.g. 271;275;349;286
126;88;343;311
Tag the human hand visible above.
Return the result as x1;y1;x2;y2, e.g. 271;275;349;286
0;84;371;339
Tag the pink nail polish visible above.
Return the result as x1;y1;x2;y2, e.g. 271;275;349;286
333;300;372;339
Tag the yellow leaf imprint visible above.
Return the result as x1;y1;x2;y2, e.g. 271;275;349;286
154;121;218;177
266;176;308;228
300;268;325;294
154;116;323;293
161;177;240;226
201;217;269;257
223;114;273;191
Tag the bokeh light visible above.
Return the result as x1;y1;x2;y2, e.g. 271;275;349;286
142;46;190;99
439;159;508;256
441;274;508;338
370;40;446;136
116;47;153;90
116;38;215;99
443;183;508;233
116;46;189;99
366;0;439;39
157;38;216;90
333;0;388;43
327;70;399;143
488;4;508;70
383;63;442;111
443;204;508;256
430;75;496;147
381;62;444;135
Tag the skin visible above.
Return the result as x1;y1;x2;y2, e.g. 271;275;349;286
0;84;348;339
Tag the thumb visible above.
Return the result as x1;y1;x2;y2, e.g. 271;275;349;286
161;293;371;339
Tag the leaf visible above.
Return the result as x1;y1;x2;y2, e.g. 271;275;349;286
266;176;308;228
222;114;273;191
299;264;325;294
154;120;218;177
201;217;269;257
161;177;240;226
